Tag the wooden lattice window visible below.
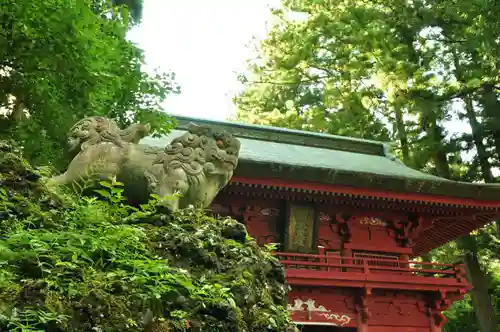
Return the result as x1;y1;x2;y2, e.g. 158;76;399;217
353;252;399;267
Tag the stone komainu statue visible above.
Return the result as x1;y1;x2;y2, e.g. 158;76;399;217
66;116;152;152
48;116;241;211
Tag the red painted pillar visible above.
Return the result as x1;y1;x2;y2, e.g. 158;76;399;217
356;291;370;332
357;323;369;332
400;253;410;276
357;310;369;332
400;253;410;268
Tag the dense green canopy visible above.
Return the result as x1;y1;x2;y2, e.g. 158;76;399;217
0;0;177;168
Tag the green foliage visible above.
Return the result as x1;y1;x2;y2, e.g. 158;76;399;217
443;295;479;332
0;0;178;169
110;0;144;24
0;141;295;332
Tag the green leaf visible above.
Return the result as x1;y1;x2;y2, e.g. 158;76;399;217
99;181;113;188
94;189;111;198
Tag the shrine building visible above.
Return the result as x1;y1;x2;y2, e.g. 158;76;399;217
144;115;500;332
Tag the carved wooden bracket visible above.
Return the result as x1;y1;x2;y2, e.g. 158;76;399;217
224;204;245;226
425;291;453;329
454;264;469;287
335;213;352;243
229;203;246;219
389;213;424;247
429;298;451;328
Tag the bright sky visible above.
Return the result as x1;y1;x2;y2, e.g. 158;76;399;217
128;0;470;138
128;0;279;121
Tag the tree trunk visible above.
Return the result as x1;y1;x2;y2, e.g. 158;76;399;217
428;121;450;178
452;51;495;180
481;84;500;158
428;114;498;332
463;96;495;183
394;103;410;165
458;239;498;332
8;98;25;122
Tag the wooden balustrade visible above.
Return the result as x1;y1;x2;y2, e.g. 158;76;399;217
273;250;467;284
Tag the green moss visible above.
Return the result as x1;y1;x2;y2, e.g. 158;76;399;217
0;141;297;332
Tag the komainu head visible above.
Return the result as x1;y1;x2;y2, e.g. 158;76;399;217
159;123;240;177
66;116;151;152
152;123;241;209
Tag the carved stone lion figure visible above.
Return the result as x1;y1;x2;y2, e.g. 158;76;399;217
48;116;240;212
66;116;151;153
149;124;240;211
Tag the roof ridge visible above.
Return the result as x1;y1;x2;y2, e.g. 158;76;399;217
172;114;390;157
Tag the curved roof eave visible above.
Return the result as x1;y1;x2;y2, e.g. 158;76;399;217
139;116;500;202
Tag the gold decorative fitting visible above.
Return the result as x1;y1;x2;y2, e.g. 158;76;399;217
359;217;387;227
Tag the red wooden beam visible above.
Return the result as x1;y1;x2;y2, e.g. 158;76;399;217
231;176;500;209
284;269;470;292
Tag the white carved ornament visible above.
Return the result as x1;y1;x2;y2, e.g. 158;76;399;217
319;213;331;222
260;208;280;216
287;298;353;326
359;217;387;227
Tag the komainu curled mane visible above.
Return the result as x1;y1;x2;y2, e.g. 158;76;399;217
48;116;241;211
151;125;240;209
66;116;151;152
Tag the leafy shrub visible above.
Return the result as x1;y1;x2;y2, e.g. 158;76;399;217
0;141;296;332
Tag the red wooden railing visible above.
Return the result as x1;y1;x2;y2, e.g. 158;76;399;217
274;251;467;282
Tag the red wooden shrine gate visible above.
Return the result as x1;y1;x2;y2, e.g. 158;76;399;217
209;187;473;332
146;115;500;331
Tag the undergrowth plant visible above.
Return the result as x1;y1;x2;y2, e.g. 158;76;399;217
0;141;296;332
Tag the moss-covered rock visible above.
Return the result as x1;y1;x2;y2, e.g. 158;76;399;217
0;141;297;332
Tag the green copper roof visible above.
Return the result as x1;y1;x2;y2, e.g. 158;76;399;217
140;115;500;202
